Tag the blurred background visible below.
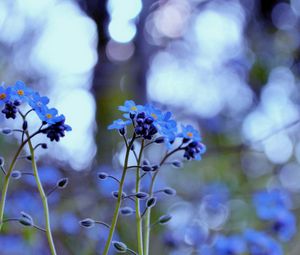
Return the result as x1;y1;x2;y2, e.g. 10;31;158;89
0;0;300;254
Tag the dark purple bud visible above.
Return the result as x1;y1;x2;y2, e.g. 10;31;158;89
172;160;182;168
155;137;165;143
79;218;95;228
57;178;68;189
19;211;33;227
120;207;134;216
22;121;28;131
135;192;149;200
112;241;128;253
151;165;159;171
13;100;21;106
129;113;135;119
0;156;4;167
98;172;108;180
112;191;127;199
142;165;152;172
159;214;172;225
11;170;22;179
163;187;176;196
118;127;126;136
41;143;48;149
2;128;12;135
142;159;150;166
146;197;157;208
183;138;191;144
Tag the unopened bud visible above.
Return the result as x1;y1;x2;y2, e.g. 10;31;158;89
158;214;172;225
11;170;22;179
57;178;68;189
112;241;128;253
146;197;157;208
79;218;95;228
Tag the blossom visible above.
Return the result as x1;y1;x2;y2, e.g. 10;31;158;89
118;100;143;118
108;119;131;130
37;107;63;125
244;229;282;255
28;92;49;112
179;124;201;142
0;86;11;106
214;235;246;255
10;81;33;102
253;190;291;220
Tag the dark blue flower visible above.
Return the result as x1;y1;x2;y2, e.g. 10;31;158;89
183;141;206;160
134;112;158;140
108;119;131;130
214;235;246;255
244;229;283;255
271;210;296;242
42;115;72;142
1;100;21;119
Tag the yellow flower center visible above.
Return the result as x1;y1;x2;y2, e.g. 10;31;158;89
151;113;158;119
17;90;24;96
0;93;6;100
46;113;52;119
187;132;193;138
130;106;137;111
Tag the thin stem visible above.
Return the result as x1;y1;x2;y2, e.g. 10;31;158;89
135;139;144;255
0;132;39;231
143;147;182;255
1;166;6;175
128;248;138;255
102;134;136;255
94;221;111;229
25;131;57;255
46;186;58;197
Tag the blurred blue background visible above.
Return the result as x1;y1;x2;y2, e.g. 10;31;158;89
1;0;300;254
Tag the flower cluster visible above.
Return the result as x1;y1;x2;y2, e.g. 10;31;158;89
108;100;206;160
0;81;71;142
253;189;296;241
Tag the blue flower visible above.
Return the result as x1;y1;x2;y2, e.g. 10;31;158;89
179;124;201;142
10;81;33;102
244;229;283;255
214;235;246;255
271;210;296;242
108;119;131;130
253;190;291;220
28;92;49;112
37;107;63;124
144;104;163;123
157;111;178;146
118;100;143;118
0;86;11;106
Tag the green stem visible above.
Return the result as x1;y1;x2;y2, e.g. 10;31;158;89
135;140;144;255
0;131;39;231
102;135;135;255
143;147;182;255
26;132;57;255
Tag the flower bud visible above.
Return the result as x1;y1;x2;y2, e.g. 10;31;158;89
172;160;182;168
135;192;149;200
56;178;68;189
118;127;126;136
0;156;4;167
112;191;127;199
163;187;176;196
41;143;48;149
19;212;33;227
79;218;95;228
11;170;22;179
142;159;150;166
155;137;165;143
1;128;12;135
98;172;108;180
146;197;157;208
22;121;28;131
120;207;134;216
151;165;159;171
142;165;152;172
112;241;127;253
158;214;172;225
